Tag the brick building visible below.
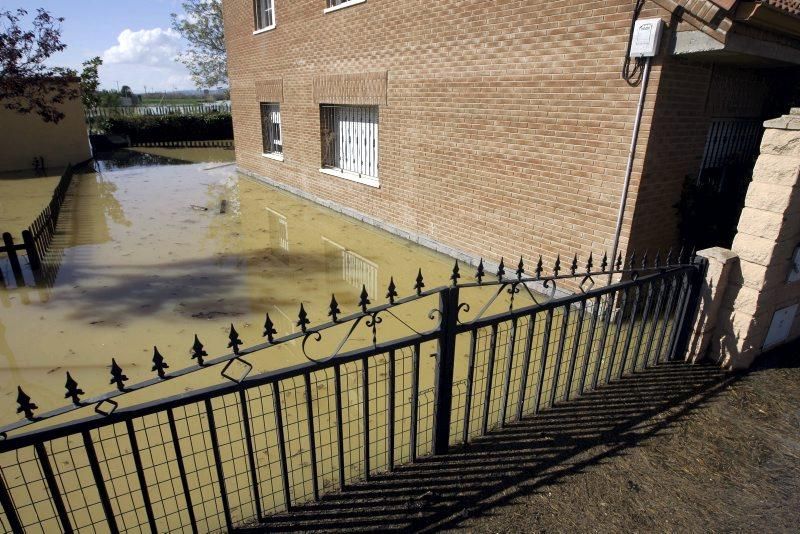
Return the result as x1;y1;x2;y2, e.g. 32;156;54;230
223;0;800;270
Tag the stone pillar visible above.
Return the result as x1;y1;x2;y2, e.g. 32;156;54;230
687;247;738;363
714;109;800;369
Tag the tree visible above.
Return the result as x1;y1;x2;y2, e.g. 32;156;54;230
171;0;228;88
77;56;102;110
0;8;79;123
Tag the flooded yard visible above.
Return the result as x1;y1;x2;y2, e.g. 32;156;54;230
0;148;687;533
0;147;461;426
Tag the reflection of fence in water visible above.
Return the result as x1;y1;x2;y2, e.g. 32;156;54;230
265;208;289;253
321;236;378;297
0;258;704;533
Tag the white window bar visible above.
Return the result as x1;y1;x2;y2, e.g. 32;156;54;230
260;103;282;155
320;105;379;180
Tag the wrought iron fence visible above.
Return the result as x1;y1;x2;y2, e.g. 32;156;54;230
0;250;706;533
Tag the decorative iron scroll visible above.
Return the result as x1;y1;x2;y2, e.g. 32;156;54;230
1;247;696;439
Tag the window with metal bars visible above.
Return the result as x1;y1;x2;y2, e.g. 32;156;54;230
254;0;275;31
697;118;763;184
320;105;379;185
260;103;282;155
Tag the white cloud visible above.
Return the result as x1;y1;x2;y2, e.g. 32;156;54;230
103;28;182;66
100;28;194;91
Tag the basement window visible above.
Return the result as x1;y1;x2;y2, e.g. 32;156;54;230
260;103;283;159
324;0;366;14
254;0;276;33
320;105;379;187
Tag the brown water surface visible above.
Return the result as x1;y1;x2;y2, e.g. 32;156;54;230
0;147;462;426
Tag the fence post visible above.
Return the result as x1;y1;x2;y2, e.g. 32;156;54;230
671;257;710;361
21;230;41;271
433;286;459;455
2;233;24;282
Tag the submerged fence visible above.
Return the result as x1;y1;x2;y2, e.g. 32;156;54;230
0;164;75;289
0;252;706;533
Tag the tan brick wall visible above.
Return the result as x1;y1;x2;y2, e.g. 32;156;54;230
628;62;799;256
223;0;677;269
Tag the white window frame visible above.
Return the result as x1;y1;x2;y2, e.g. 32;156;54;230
319;105;379;188
260;102;283;160
324;0;366;14
254;0;276;33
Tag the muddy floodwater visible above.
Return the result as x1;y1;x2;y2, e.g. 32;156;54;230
0;149;683;533
0;147;463;426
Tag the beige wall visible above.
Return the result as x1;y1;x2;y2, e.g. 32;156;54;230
0;83;91;173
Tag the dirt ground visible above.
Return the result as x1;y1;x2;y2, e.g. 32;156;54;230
252;341;800;533
453;342;800;533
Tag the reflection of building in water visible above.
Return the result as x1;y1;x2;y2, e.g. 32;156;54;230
322;236;378;297
265;207;289;252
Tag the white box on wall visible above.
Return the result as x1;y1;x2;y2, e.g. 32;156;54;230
629;18;663;58
763;304;798;349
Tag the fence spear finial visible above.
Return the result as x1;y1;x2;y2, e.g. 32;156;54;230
414;269;425;296
570;254;578;276
628;249;637;270
386;277;398;304
641;250;649;269
359;285;371;312
497;257;505;281
152;347;169;378
450;261;460;286
654;250;661;268
666;247;674;265
475;259;485;284
64;372;84;405
297;303;311;333
110;358;129;392
553;254;561;276
535;255;543;279
615;252;623;271
516;257;525;280
263;314;277;342
586;252;594;273
16;387;37;420
228;324;243;355
328;294;341;322
192;334;208;366
601;252;608;273
678;245;685;264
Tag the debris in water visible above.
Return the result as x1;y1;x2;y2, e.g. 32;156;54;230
220;199;227;214
190;204;208;211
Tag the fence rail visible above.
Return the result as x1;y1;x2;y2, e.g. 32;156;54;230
0;252;706;533
86;103;231;120
0;164;75;289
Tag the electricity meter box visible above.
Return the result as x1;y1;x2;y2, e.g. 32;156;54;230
629;18;664;58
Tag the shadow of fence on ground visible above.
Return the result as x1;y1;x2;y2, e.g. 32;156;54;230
246;362;735;533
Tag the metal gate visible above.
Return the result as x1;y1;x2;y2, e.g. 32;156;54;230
0;251;706;533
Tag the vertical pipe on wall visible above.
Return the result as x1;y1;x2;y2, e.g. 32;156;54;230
609;57;653;284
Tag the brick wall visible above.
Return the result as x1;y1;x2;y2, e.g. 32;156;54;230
224;0;676;270
628;60;800;255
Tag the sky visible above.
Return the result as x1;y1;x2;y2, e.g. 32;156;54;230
1;0;200;92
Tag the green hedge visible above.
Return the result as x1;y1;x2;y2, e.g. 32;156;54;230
99;112;233;143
